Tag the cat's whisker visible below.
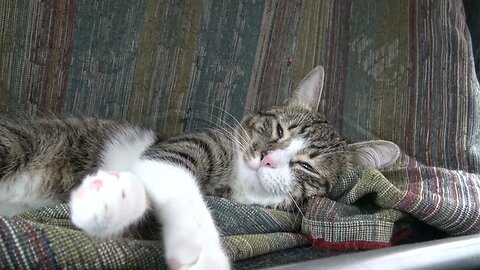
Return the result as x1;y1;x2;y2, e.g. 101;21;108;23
190;102;253;146
211;105;252;145
192;127;243;153
286;191;305;220
202;114;252;150
233;128;252;149
182;103;253;150
222;134;247;152
204;113;251;148
188;129;241;154
211;129;249;154
188;117;248;151
189;112;247;146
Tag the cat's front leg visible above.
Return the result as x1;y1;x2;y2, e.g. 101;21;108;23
133;160;230;270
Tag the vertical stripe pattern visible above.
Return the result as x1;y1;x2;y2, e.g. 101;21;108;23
1;0;478;173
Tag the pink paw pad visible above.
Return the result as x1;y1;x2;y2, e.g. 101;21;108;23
90;179;103;191
167;259;182;270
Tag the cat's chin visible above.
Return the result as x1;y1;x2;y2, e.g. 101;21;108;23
231;186;289;208
238;168;266;193
232;165;286;207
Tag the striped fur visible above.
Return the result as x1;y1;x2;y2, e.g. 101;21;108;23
0;117;124;198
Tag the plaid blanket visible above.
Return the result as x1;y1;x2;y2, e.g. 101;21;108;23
1;166;480;268
303;166;480;250
0;197;308;268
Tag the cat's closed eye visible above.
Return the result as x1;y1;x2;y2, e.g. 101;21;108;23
276;123;283;139
296;161;317;173
290;159;318;174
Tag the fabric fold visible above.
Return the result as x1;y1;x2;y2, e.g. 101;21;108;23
303;166;480;250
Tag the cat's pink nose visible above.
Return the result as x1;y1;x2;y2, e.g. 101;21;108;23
260;153;277;168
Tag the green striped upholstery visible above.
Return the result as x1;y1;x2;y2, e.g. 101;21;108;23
2;1;478;170
1;0;480;268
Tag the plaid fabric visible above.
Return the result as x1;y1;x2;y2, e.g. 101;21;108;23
4;166;480;267
0;198;308;268
303;167;480;250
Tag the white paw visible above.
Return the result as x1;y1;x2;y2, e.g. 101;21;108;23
166;233;230;270
164;224;230;270
69;170;148;238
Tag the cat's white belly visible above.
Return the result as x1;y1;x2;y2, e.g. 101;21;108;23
0;169;60;217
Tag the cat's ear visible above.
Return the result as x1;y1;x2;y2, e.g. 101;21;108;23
346;140;400;169
289;66;325;110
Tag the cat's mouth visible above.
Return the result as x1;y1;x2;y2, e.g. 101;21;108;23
241;157;291;195
232;156;297;209
242;164;269;191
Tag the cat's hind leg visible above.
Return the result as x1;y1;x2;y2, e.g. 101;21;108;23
69;170;148;238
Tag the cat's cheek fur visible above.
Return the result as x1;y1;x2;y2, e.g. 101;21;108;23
132;160;230;270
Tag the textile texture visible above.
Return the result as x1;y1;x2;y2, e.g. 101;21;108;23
0;199;307;268
1;0;480;268
304;166;480;250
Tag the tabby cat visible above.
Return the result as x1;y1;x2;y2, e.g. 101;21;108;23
0;66;399;270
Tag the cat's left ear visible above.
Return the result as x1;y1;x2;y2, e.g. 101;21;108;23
289;66;325;110
346;140;400;169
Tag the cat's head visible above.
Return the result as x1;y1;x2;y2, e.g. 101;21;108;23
232;66;400;209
